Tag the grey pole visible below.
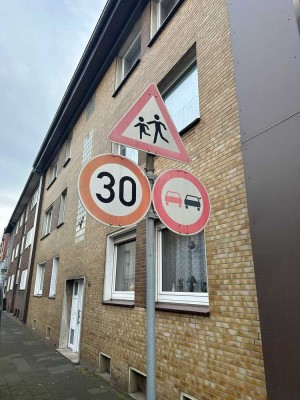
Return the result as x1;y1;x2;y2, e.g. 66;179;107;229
145;153;156;400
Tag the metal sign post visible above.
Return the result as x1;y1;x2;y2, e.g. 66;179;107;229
145;153;156;400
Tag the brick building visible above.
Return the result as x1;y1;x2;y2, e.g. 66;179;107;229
4;0;300;399
4;172;41;321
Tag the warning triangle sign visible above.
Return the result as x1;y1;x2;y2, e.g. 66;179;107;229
107;83;191;164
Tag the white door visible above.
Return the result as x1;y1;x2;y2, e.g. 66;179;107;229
68;280;83;352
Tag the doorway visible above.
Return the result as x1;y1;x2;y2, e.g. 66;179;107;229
68;279;83;352
58;277;85;363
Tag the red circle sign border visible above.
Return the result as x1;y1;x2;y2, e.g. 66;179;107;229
78;154;151;227
152;169;211;235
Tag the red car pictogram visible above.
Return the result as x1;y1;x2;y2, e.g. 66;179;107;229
165;191;182;207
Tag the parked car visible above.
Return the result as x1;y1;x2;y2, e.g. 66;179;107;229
165;191;182;207
184;195;201;210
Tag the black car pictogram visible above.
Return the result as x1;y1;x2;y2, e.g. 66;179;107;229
184;195;201;211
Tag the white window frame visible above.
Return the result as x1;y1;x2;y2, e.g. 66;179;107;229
151;0;179;37
19;211;25;229
162;61;200;132
58;191;67;226
112;143;138;164
10;274;15;290
64;134;72;163
25;203;29;222
16;268;20;285
19;269;28;290
15;243;19;259
30;188;39;211
103;228;136;302
49;161;58;185
49;257;59;298
43;206;53;236
25;227;34;249
7;276;11;291
21;235;25;254
34;262;46;296
11;248;15;262
156;225;209;305
115;20;141;88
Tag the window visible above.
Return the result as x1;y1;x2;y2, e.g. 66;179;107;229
115;20;141;88
157;226;208;304
163;63;199;132
19;269;28;290
112;143;138;164
19;211;25;229
49;161;58;185
11;248;15;262
151;0;180;36
58;191;67;226
20;235;25;254
16;269;20;284
25;203;29;222
43;206;53;236
82;131;93;165
104;229;136;301
49;257;59;297
10;274;15;290
30;188;39;211
7;276;11;291
34;263;46;296
25;227;33;249
159;45;200;132
15;243;19;259
64;134;72;163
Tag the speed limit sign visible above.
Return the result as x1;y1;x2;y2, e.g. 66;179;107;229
78;154;151;227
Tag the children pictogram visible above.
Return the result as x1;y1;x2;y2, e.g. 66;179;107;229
133;114;169;144
134;116;151;140
147;114;169;144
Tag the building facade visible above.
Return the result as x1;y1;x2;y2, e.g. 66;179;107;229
3;0;300;399
4;173;41;321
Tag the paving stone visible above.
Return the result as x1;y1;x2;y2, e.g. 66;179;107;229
48;364;74;374
88;387;108;394
13;358;32;372
0;313;130;400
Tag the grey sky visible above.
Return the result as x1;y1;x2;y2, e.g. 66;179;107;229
0;0;107;235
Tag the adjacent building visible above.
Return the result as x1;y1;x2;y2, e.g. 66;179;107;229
3;1;300;399
4;172;41;321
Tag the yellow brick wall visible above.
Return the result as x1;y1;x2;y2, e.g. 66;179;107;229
27;0;267;399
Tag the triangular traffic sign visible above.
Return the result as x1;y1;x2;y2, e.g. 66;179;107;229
107;83;191;163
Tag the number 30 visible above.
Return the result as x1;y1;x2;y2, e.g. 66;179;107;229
96;172;136;207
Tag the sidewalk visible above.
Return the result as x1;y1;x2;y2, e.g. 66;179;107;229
0;312;129;400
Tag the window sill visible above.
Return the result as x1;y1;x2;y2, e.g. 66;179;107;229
48;295;56;299
57;222;64;229
179;117;200;136
63;157;71;168
155;302;209;316
33;294;42;297
102;300;134;308
46;177;57;190
40;233;50;240
112;59;141;98
148;0;185;48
